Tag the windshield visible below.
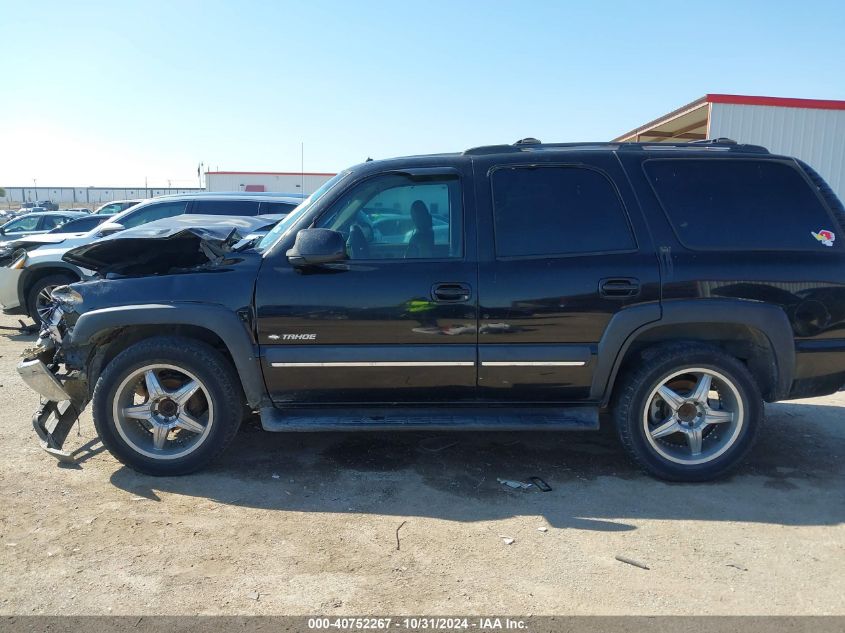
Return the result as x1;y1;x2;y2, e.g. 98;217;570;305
255;171;350;252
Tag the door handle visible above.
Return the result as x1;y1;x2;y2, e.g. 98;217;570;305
432;282;472;303
599;277;640;298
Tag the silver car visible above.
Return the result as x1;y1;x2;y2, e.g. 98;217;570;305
0;211;90;243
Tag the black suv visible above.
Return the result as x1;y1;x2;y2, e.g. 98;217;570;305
18;139;845;481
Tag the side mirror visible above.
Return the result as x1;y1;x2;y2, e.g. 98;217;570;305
286;228;347;267
98;222;125;236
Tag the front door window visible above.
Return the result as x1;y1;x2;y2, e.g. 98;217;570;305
317;173;463;260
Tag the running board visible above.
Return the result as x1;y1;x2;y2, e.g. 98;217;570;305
259;406;599;432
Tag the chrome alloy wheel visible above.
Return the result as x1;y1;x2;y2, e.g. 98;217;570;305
35;285;61;321
642;367;744;466
112;364;214;460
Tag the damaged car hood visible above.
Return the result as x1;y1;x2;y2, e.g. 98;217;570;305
61;215;275;276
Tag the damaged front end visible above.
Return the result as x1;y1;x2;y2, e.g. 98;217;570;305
16;215;269;462
17;298;90;462
60;216;273;277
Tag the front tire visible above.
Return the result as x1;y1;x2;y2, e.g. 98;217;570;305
92;336;243;476
613;342;763;482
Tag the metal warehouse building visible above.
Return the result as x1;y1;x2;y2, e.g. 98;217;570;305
614;94;845;201
205;171;336;195
4;186;202;206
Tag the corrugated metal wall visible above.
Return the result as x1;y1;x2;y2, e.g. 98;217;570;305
2;187;203;206
205;173;334;195
710;102;845;202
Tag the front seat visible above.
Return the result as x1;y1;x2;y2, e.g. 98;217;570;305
405;200;435;258
347;224;370;259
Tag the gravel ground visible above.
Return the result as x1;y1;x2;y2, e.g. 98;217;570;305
0;313;843;615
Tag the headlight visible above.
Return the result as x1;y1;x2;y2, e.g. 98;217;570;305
10;253;27;269
50;285;84;306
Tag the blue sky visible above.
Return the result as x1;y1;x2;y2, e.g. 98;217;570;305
2;0;844;187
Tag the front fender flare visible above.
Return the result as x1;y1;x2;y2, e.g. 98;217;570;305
69;303;265;407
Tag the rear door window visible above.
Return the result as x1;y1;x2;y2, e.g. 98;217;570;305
192;200;261;216
40;215;72;230
51;216;102;233
491;165;635;257
644;159;840;251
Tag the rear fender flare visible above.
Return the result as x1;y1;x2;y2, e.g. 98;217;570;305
592;299;795;405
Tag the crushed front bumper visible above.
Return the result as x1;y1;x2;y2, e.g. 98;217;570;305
18;358;71;402
17;355;88;463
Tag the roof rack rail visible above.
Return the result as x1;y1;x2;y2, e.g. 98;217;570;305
633;138;769;153
688;137;736;145
463;144;522;155
463;140;618;155
463;138;769;156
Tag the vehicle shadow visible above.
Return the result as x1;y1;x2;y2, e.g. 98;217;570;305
109;401;845;531
0;328;38;342
57;438;108;470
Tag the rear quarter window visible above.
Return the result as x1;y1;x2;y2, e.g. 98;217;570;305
644;159;841;251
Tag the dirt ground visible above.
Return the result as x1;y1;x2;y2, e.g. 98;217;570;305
0;313;843;616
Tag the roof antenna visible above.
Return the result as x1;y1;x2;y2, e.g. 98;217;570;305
514;137;542;145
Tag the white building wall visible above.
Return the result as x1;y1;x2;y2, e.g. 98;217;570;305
205;173;335;195
709;102;845;202
2;187;203;207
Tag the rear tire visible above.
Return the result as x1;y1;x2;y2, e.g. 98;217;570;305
613;342;763;482
92;336;243;476
27;273;76;321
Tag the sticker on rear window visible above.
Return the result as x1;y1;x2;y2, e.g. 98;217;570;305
811;229;836;247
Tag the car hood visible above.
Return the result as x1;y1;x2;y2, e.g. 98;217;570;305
0;233;37;243
61;215;271;276
3;234;73;248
